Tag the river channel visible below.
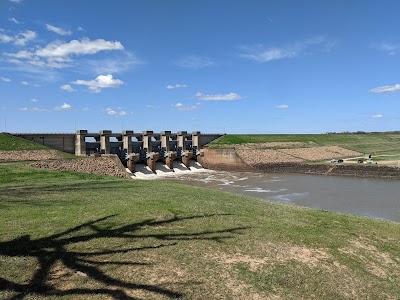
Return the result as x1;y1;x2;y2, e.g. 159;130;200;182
163;170;400;223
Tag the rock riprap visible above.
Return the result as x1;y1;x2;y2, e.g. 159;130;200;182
0;150;60;161
29;157;131;179
236;146;361;166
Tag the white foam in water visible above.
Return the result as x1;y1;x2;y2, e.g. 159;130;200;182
132;164;159;180
244;187;288;193
217;180;235;186
154;162;175;175
271;192;310;202
131;160;210;180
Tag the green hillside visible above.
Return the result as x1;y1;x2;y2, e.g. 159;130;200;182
0;134;49;151
211;133;400;155
0;163;399;299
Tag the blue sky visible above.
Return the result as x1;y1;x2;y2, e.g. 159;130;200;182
0;0;399;134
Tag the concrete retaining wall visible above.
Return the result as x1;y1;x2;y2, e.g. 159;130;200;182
199;134;224;147
14;134;75;154
198;149;255;171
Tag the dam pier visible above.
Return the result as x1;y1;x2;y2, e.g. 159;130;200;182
15;130;223;174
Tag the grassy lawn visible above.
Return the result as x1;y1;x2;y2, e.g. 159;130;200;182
1;163;400;299
211;133;400;155
0;134;49;151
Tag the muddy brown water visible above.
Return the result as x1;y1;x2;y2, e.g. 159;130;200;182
163;170;400;223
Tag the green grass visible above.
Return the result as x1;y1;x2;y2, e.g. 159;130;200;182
211;133;400;155
1;163;399;299
0;134;49;151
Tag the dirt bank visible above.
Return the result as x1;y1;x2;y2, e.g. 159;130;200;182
29;156;131;179
253;163;400;180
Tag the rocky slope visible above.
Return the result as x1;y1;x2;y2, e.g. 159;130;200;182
29;157;131;179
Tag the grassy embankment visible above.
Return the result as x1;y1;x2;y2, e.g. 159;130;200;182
211;133;400;155
0;134;74;158
211;133;400;166
0;134;49;151
1;163;400;299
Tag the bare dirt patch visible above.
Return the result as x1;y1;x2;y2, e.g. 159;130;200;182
339;238;399;279
275;246;332;268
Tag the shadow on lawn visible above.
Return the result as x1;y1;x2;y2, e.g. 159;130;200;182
0;214;247;299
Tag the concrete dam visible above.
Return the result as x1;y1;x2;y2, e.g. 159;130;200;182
15;130;224;174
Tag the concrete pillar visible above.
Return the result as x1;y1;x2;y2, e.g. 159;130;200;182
192;131;201;148
142;130;153;152
177;131;187;150
177;131;192;168
100;130;112;154
123;130;134;153
75;130;87;156
147;152;160;173
192;131;202;160
142;131;161;172
160;131;171;150
127;153;140;173
160;131;177;169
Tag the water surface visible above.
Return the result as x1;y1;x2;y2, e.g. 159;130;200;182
163;170;400;222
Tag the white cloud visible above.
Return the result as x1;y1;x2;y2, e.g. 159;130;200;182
9;18;21;24
19;102;72;112
36;38;124;58
77;26;84;31
85;52;142;74
5;38;124;69
0;77;11;82
54;103;72;110
10;0;23;3
175;55;214;69
240;36;335;63
369;83;400;93
0;31;13;43
105;107;128;117
275;104;289;109
60;84;76;92
166;83;187;89
71;74;124;93
173;102;201;111
6;50;32;59
372;114;383;118
46;24;72;36
14;30;36;46
240;47;295;62
18;107;50;112
371;42;397;56
20;81;39;87
195;92;242;101
30;98;38;102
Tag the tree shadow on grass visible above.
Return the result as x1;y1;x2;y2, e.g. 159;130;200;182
0;214;248;299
